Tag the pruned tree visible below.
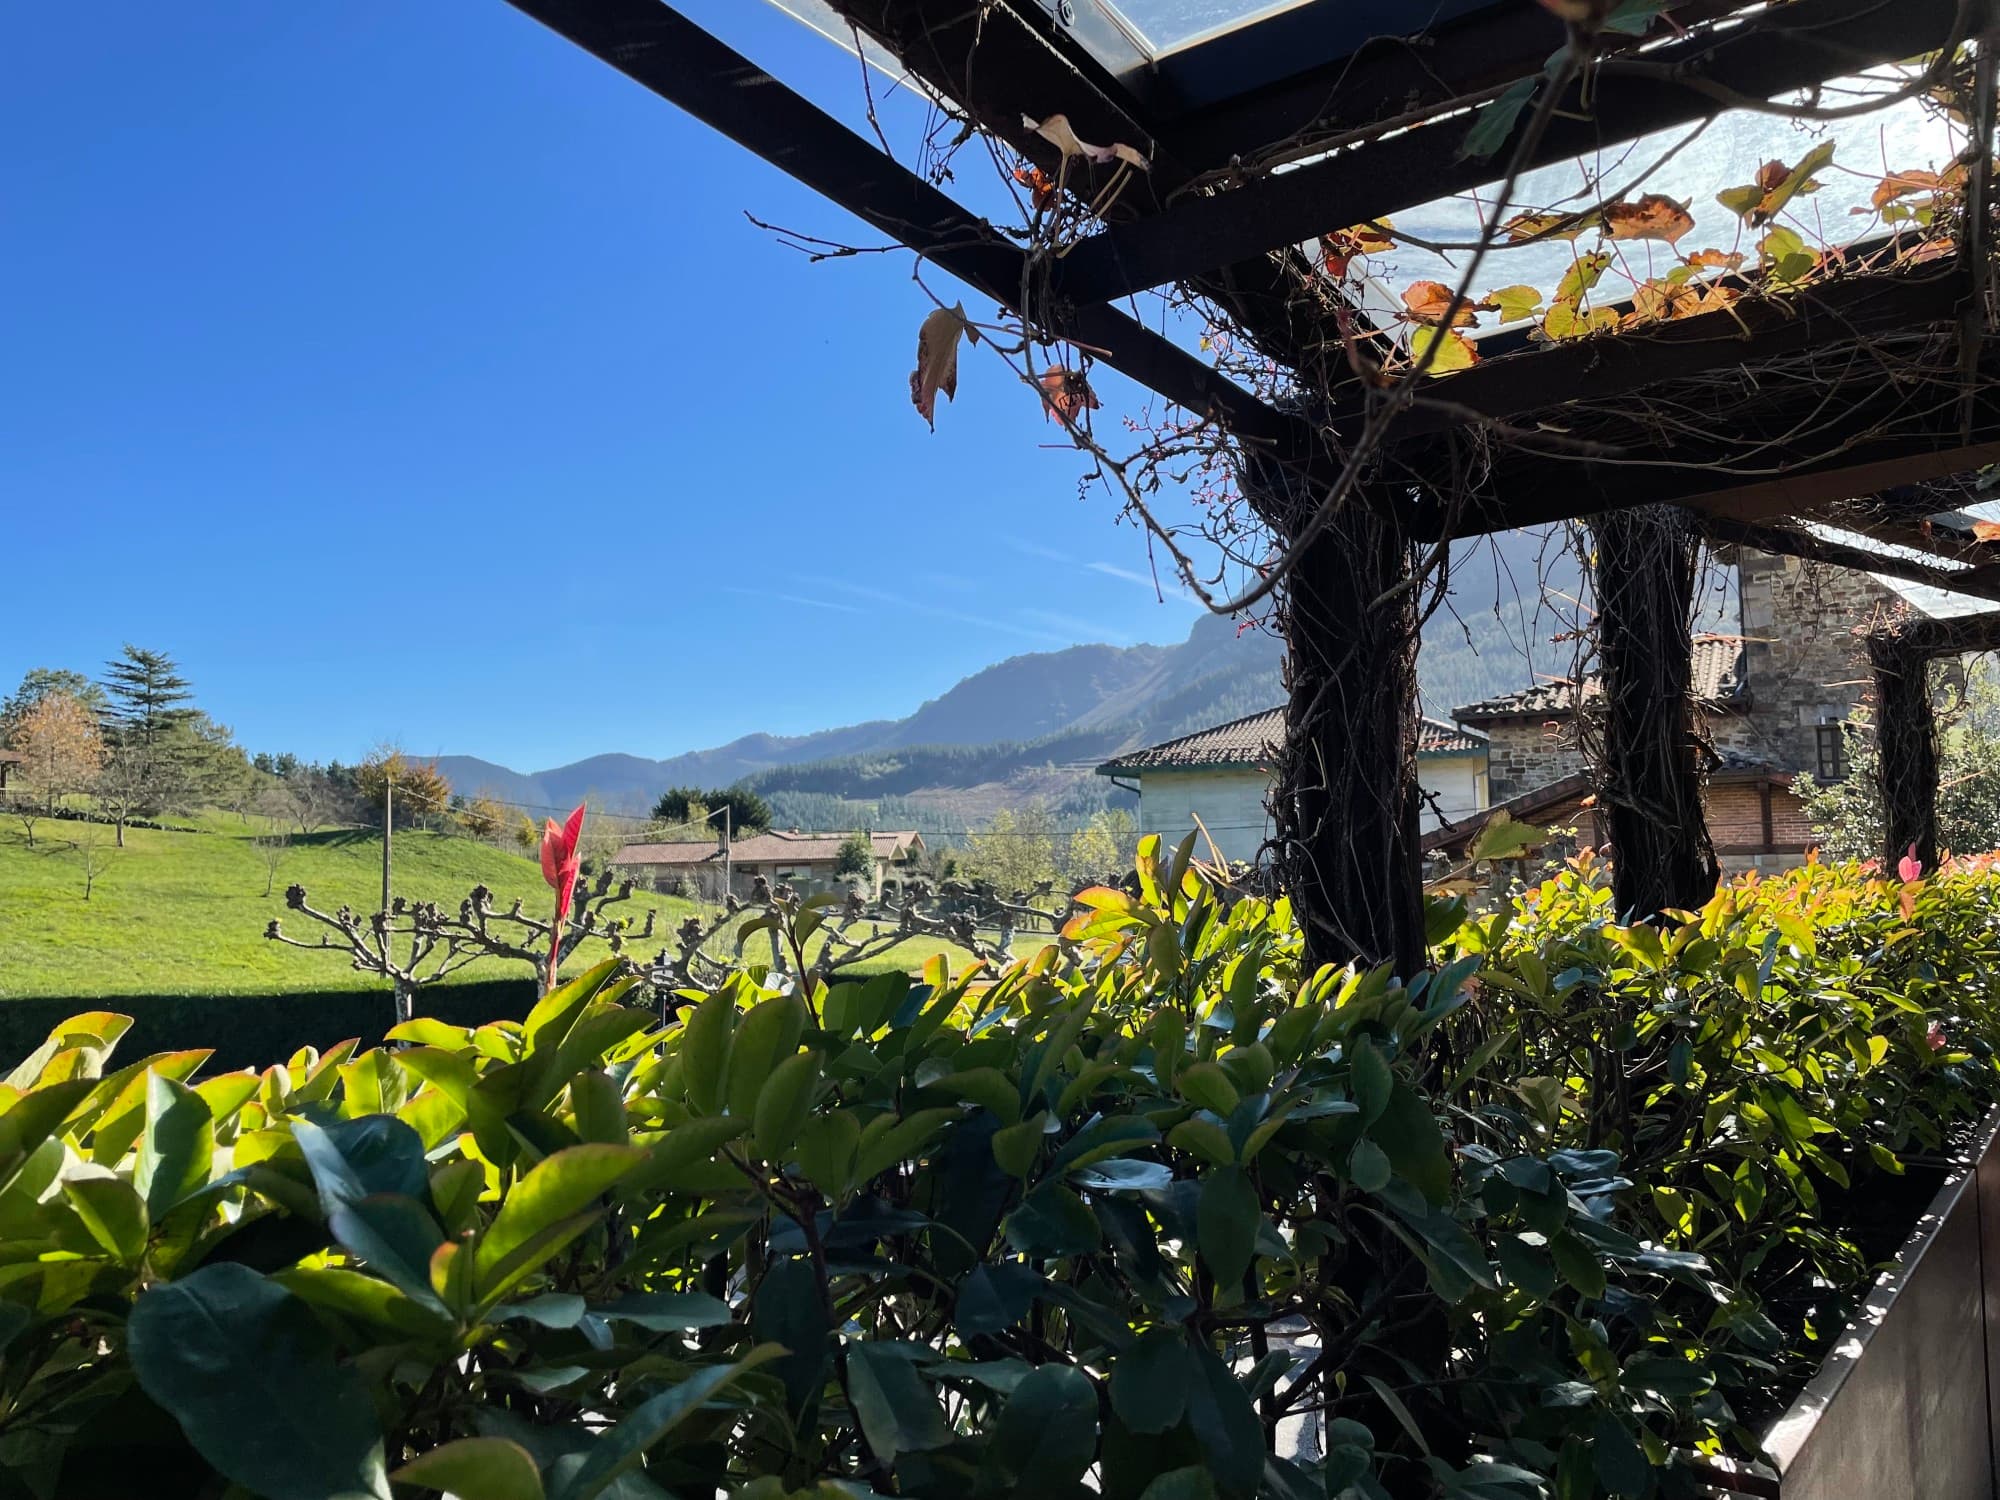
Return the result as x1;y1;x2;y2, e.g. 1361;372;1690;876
71;820;117;901
93;739;191;846
265;874;656;1025
7;690;104;819
253;827;292;898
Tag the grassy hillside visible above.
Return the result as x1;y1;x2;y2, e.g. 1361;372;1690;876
0;821;975;1001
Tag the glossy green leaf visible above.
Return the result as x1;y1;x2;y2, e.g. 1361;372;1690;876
474;1144;645;1288
847;1341;953;1461
393;1437;544;1500
1110;1327;1192;1435
293;1115;428;1219
549;1349;775;1500
677;990;737;1115
1175;1062;1239;1118
982;1364;1098;1493
63;1173;148;1263
725;995;807;1118
752;1050;821;1162
133;1071;213;1221
128;1263;390;1500
992;1111;1050;1178
1348;1037;1391;1124
1197;1166;1258;1287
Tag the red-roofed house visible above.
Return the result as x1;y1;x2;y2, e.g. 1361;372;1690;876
612;828;924;900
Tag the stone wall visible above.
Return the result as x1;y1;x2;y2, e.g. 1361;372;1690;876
1723;551;1902;774
1475;551;1905;801
1484;716;1588;803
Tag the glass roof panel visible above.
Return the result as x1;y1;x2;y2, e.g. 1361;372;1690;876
1330;93;1960;332
1092;0;1310;58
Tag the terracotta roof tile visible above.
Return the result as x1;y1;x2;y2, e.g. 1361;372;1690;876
1453;635;1745;722
613;830;922;867
1097;708;1484;774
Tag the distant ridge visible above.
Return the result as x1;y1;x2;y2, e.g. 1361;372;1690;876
437;532;1585;825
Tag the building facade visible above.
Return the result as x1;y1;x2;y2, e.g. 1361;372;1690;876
1438;548;1935;874
612;829;924;900
1095;708;1489;862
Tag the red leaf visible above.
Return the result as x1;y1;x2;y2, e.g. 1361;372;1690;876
1039;367;1100;423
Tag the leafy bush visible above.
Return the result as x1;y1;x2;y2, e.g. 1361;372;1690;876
3;843;1998;1499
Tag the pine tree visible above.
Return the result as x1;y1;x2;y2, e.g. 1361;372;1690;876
100;646;196;746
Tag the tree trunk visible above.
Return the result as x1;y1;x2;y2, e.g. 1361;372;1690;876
1870;638;1938;872
1592;505;1718;918
1267;486;1426;977
115;816;127;849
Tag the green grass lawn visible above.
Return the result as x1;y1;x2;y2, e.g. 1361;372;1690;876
0;819;980;1000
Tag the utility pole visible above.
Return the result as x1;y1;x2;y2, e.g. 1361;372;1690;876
381;775;392;915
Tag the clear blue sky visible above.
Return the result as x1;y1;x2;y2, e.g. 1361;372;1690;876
0;1;1209;771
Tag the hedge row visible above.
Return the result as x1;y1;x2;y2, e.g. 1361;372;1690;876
0;977;539;1074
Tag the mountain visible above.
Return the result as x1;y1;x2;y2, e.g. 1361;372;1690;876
437;531;1578;826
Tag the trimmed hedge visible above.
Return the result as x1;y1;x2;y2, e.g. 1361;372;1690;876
0;978;539;1074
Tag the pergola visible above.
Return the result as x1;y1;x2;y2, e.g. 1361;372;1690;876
504;0;2000;972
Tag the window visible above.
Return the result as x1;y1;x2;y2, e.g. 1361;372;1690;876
1816;721;1848;783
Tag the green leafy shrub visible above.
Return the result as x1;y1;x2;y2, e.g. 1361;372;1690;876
2;842;1998;1499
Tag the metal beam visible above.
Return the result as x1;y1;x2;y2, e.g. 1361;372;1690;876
499;0;1309;457
1051;0;1969;305
1340;264;1965;447
1698;514;2000;605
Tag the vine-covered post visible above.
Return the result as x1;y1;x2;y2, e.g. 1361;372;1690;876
1254;465;1426;977
1868;633;1939;872
1592;505;1718;918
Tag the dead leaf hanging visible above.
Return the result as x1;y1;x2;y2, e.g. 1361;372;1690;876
1013;165;1059;213
1602;193;1695;244
1021;114;1150;170
1039;366;1101;423
909;303;978;430
1401;280;1480;326
1320;221;1395;277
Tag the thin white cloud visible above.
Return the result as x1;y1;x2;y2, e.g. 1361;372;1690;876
1087;561;1204;608
1006;538;1077;564
1021;608;1134;643
802;576;1069;643
722;587;864;615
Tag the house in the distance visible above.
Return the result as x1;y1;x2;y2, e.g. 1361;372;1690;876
1429;546;1974;874
612;828;924;900
1095;708;1489;863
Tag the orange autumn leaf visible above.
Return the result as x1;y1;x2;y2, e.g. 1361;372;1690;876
1683;248;1744;270
1039;366;1100;423
1401;280;1479;326
909;303;977;430
1320;221;1395;277
1013;165;1058;212
1972;519;2000;543
1603;193;1695;244
1873;169;1945;209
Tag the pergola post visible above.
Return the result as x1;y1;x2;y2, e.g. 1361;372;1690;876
1868;636;1940;872
1592;505;1719;917
1265;486;1426;977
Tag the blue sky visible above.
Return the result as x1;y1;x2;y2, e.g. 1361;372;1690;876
0;1;1209;771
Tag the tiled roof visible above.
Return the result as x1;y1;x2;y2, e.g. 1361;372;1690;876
1097;708;1485;774
1418;718;1487;755
613;830;922;867
1453;635;1746;722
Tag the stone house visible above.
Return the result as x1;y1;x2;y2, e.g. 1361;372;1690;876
1435;547;1955;873
1096;707;1490;863
612;828;924;900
